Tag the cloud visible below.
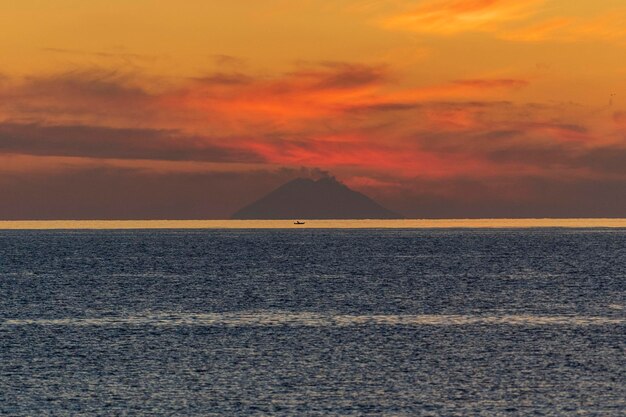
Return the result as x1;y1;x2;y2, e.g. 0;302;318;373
0;65;527;135
194;72;253;85
452;78;529;89
212;54;247;68
1;63;625;219
614;111;626;127
20;70;149;101
0;67;615;185
0;122;262;163
574;146;626;175
343;175;402;189
0;70;157;126
162;62;392;130
294;62;387;90
382;0;543;35
503;11;626;42
347;102;422;113
41;47;159;64
381;0;626;43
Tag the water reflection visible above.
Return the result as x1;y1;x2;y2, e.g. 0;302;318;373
5;311;624;327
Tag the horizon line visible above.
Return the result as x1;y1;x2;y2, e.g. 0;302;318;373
1;219;626;230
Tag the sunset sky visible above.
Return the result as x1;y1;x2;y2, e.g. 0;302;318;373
2;0;626;219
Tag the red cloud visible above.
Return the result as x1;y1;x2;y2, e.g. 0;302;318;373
0;64;623;205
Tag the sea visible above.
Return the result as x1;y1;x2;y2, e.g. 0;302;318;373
1;223;625;416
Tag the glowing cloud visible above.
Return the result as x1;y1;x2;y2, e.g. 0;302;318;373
382;0;544;35
1;0;626;218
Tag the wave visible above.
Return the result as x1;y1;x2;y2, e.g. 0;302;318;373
3;311;624;327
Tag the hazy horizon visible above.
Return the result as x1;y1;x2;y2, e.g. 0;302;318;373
3;218;626;230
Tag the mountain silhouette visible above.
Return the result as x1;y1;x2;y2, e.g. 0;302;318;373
232;177;401;219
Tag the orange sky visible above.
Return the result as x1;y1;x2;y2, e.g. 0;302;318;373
1;0;626;218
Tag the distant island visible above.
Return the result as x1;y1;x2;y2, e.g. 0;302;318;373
232;177;401;219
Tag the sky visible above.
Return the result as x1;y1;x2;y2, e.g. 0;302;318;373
2;0;626;219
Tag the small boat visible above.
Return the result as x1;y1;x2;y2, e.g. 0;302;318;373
294;221;305;225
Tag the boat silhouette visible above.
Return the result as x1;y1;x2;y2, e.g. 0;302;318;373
293;221;305;225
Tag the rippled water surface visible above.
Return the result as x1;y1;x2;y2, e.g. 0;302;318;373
1;229;625;416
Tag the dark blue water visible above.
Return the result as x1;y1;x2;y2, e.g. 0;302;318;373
1;229;625;416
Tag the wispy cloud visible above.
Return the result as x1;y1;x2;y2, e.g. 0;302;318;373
0;122;262;163
452;78;529;89
382;0;544;35
503;10;626;42
381;0;626;43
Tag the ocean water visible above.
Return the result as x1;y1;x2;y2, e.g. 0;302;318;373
1;229;625;416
